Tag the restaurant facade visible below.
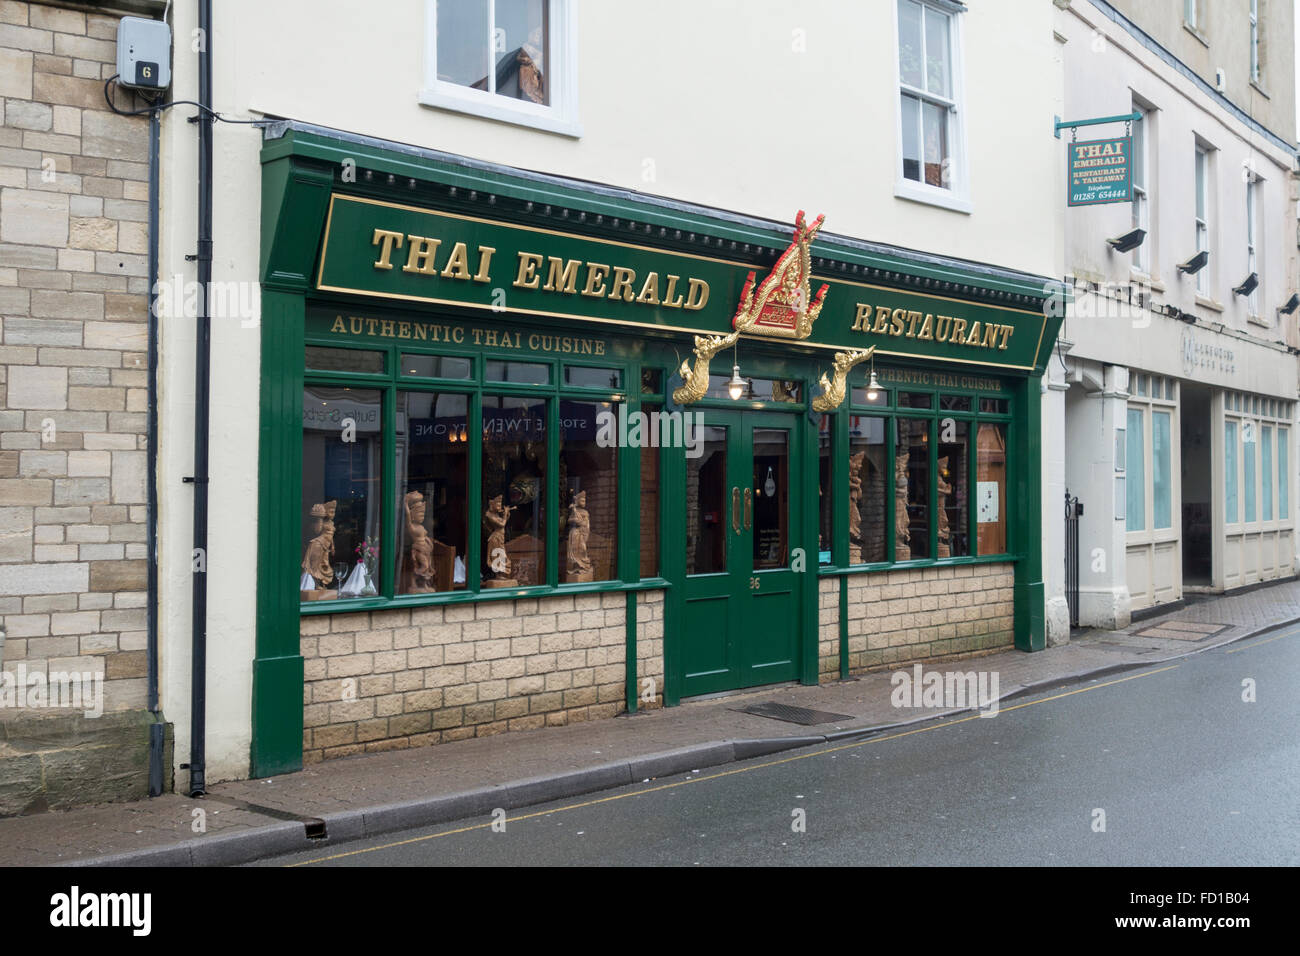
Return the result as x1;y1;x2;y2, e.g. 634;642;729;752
248;123;1066;774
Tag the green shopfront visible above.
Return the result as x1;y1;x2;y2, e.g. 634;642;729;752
252;124;1065;775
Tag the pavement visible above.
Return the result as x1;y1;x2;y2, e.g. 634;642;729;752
3;577;1298;867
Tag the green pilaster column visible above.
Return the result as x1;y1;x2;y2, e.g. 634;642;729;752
1014;375;1046;651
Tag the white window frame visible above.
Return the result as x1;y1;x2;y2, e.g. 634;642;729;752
1250;0;1261;84
892;0;971;214
1185;0;1200;31
420;0;582;137
1246;175;1260;318
1131;106;1150;275
1194;145;1209;295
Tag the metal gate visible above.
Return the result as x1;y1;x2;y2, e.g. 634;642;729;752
1065;490;1081;628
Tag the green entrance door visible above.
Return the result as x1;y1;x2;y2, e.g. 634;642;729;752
680;408;802;696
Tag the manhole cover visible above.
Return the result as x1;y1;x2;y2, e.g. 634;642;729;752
1134;622;1231;641
735;702;855;726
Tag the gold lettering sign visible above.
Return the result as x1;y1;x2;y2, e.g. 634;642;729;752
327;314;607;356
369;228;709;312
850;302;1013;352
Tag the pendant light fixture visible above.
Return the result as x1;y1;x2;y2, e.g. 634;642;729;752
727;340;745;400
865;354;880;402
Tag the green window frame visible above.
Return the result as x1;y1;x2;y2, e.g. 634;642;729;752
827;373;1015;570
299;315;667;613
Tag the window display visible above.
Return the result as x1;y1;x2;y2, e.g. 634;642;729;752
397;391;468;594
482;394;548;586
560;400;618;582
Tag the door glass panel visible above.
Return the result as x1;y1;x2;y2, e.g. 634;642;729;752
752;429;788;570
686;426;728;574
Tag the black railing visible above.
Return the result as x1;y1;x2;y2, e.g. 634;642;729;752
1065;490;1081;628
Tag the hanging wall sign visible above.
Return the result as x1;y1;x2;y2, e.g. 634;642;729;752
1067;136;1132;206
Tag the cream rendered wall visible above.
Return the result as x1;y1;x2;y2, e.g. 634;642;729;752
157;0;1066;784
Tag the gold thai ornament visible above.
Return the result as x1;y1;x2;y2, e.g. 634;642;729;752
810;346;876;413
673;210;830;405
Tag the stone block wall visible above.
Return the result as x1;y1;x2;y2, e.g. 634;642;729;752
0;1;151;712
301;589;665;763
817;563;1016;676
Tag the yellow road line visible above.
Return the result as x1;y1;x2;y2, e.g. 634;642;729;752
286;663;1179;866
1224;627;1300;654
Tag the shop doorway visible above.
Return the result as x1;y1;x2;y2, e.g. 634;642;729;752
679;408;802;696
1181;384;1213;586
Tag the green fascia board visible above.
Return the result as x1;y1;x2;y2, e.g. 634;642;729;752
260;124;1070;308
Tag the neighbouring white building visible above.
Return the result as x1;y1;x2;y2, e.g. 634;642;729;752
1052;0;1299;634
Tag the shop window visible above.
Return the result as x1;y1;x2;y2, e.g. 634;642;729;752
486;359;549;384
640;404;661;578
1243;422;1256;523
819;415;834;564
300;386;383;602
482;395;548;586
641;369;663;395
852;386;889;407
307;346;384;375
896;418;930;559
899;391;932;409
849;416;888;564
939;394;971;411
424;0;579;136
1280;428;1290;519
1153;410;1172;529
1225;421;1239;523
976;423;1006;555
563;365;622;389
979;397;1008;414
397;391;469;594
752;429;789;569
1126;407;1145;532
402;353;472;379
938;418;969;556
686;427;727;575
560;400;618;583
1261;425;1273;520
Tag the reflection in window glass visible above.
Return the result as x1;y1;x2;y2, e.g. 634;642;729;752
1279;429;1289;519
939;394;971;411
564;366;622;389
1153;410;1171;529
1126;408;1145;531
486;359;548;384
560;400;618;583
1262;425;1273;521
851;386;889;407
686;427;727;575
899;392;932;409
976;423;1007;555
436;0;489;89
896;418;929;559
397;392;468;594
640;405;660;578
641;369;663;395
306;346;384;374
300;387;382;602
494;0;548;105
1244;424;1256;522
1225;421;1238;523
980;398;1009;413
752;429;789;570
402;353;472;379
849;416;888;564
481;395;547;587
938;419;969;556
819;416;833;564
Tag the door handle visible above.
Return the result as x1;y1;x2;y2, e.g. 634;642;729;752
743;488;752;531
731;486;740;535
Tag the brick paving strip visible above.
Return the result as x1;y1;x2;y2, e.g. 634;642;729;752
2;578;1297;867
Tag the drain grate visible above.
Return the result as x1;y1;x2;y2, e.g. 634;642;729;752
736;702;854;726
1134;622;1231;642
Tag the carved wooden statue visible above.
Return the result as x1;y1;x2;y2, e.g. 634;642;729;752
404;490;436;593
936;456;952;558
894;453;911;560
847;450;865;564
566;491;593;583
300;499;338;599
482;494;517;587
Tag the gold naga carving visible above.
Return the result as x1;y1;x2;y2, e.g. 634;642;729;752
672;210;829;406
810;346;876;412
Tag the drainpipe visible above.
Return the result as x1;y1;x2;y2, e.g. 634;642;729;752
146;104;163;796
187;0;214;797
